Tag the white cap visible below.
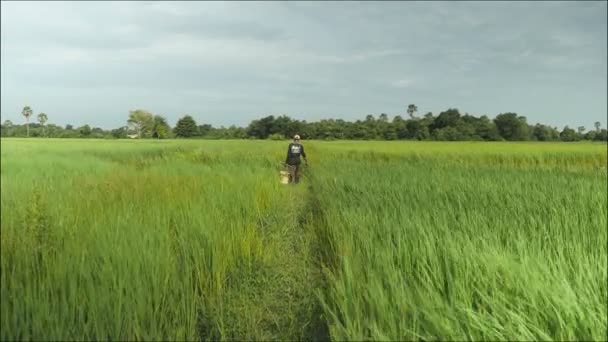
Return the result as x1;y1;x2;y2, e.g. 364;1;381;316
294;134;300;140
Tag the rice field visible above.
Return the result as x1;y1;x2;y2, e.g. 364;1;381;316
1;138;606;341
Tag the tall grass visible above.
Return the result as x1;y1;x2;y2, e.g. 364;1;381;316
1;138;606;341
310;141;607;341
1;138;321;341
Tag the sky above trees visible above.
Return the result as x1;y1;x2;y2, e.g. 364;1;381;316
1;1;606;129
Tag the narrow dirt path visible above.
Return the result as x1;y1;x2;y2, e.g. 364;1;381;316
199;148;331;341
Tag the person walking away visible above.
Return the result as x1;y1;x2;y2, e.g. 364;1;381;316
285;134;307;184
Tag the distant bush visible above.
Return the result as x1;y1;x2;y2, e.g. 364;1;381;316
268;133;285;140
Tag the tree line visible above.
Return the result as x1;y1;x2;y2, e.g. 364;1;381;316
1;105;606;142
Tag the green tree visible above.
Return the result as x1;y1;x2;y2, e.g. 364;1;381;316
391;115;406;139
2;120;13;137
152;115;171;139
79;124;92;137
346;120;366;139
494;113;529;141
127;110;154;138
431;108;461;133
559;126;579;142
111;126;128;139
362;115;379;139
40;123;59;138
218;125;247;139
37;113;48;137
418;113;433;140
92;127;108;139
595;129;608;141
247;115;277;139
174;115;198;138
594;121;601;132
474;115;501;141
404;119;429;140
272;115;293;137
584;130;597;141
532;124;558;141
577;126;586;135
286;120;305;139
407;104;418;119
198;124;213;137
377;114;392;139
22;106;33;137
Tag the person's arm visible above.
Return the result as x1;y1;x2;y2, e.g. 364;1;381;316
301;145;307;162
285;144;291;164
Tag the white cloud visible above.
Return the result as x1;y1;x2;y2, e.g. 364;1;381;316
392;79;413;88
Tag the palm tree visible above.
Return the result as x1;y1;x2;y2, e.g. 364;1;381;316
22;106;33;137
577;126;586;135
407;104;418;119
37;113;48;136
595;121;601;132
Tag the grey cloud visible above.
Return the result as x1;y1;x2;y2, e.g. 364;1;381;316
1;1;606;129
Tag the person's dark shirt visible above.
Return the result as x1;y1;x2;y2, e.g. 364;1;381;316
286;143;306;165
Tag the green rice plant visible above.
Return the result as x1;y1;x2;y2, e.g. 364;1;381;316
309;142;607;341
1;138;327;341
1;138;605;341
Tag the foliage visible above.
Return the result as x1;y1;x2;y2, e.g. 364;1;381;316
173;115;198;138
268;133;285;140
0;140;605;341
311;141;607;341
21;105;33;137
560;126;580;142
36;113;48;137
127;109;155;138
494;112;530;141
152;115;171;139
2;105;606;142
407;104;418;119
36;113;47;126
78;124;92;137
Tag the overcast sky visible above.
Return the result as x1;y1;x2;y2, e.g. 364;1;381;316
1;1;606;129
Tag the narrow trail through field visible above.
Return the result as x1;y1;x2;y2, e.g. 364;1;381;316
197;145;331;341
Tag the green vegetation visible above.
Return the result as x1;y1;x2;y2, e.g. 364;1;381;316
311;141;607;340
2;105;607;142
1;139;606;341
174;115;201;138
